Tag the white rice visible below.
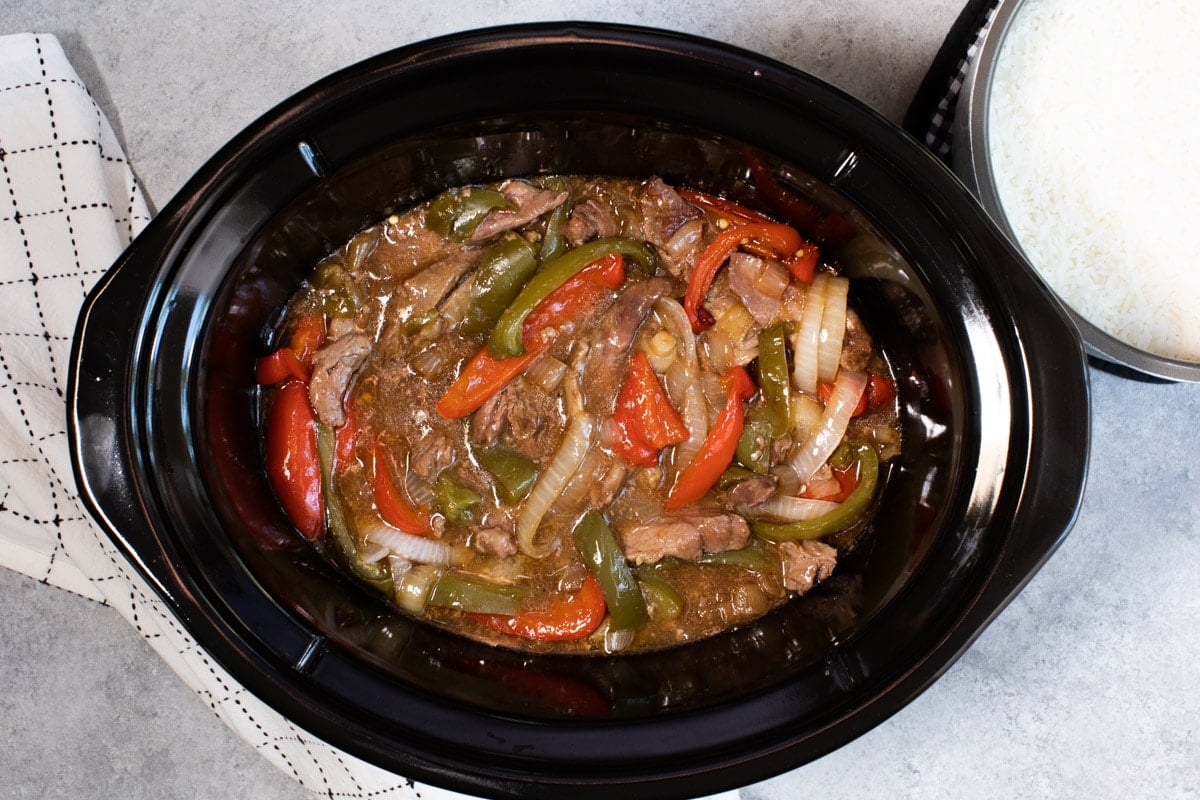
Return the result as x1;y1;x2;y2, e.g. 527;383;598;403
988;0;1200;362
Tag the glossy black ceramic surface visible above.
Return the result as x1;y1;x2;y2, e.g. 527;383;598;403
67;23;1089;800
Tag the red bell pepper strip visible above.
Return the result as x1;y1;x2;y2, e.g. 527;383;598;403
678;189;772;224
612;351;689;466
265;379;324;540
289;314;326;364
255;314;326;385
818;379;869;417
474;573;607;641
684;223;803;333
255;347;308;385
372;443;433;535
665;366;756;510
787;242;820;285
866;373;896;411
437;254;625;419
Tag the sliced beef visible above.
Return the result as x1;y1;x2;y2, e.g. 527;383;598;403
308;332;372;427
468;180;569;243
727;252;790;327
589;460;628;509
367;213;469;281
726;474;777;507
583;277;673;415
638;176;701;247
779;540;837;594
401;249;480;317
840;309;874;373
563;198;622;245
473;528;517;558
619;510;751;566
470;389;514;446
410;431;454;481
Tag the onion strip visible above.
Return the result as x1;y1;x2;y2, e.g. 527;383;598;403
791;273;829;394
751;495;840;522
654;298;708;471
361;521;455;565
517;411;595;557
816;276;849;383
785;368;868;484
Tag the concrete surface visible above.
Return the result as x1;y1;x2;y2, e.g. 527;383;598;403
2;1;1199;798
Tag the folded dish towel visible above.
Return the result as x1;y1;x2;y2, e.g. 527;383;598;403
2;32;736;800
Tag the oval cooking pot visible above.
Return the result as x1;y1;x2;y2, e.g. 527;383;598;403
67;23;1089;800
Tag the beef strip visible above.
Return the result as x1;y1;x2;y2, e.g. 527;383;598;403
619;510;751;566
583;277;673;415
638;176;701;247
726;474;777;507
727;252;790;327
411;431;454;481
563;197;622;245
779;540;837;594
401;248;481;317
468;180;569;243
470;389;513;446
308;332;372;427
840;309;874;373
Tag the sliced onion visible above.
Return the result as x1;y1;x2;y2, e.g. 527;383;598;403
362;521;455;565
662;218;704;260
750;494;837;522
517;412;594;557
643;329;677;373
785;368;868;484
410;347;447;379
405;468;434;507
791;273;829;394
816;276;849;383
395;564;441;614
526;354;568;393
664;359;708;472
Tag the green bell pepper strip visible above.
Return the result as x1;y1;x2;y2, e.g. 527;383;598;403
572;510;649;632
460;236;539;337
316;424;393;592
537;178;570;265
751;442;880;541
735;404;775;475
634;572;684;621
699;543;773;572
427;571;528;615
757;322;791;436
426;187;516;241
717;465;761;489
313;262;361;318
434;472;480;524
488;237;657;358
475;445;539;505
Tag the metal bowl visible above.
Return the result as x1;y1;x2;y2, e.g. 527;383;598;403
953;0;1200;382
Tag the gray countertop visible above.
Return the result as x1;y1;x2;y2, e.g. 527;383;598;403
2;2;1198;798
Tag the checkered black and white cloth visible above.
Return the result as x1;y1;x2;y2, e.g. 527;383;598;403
0;31;482;800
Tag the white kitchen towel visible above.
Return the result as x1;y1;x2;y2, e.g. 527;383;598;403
0;31;740;800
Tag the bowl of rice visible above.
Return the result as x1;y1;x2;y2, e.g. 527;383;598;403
954;0;1200;381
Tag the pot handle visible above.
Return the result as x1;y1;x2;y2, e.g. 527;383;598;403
67;220;179;600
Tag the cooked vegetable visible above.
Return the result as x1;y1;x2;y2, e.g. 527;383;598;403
612;351;689;467
785;368;868;486
573;511;649;633
264;380;324;540
476;573;606;641
426;187;516;241
434;472;480;525
476;445;539;505
315;423;392;591
517;410;594;557
635;572;685;621
489;237;654;357
666;366;756;511
753;442;879;541
537;177;570;264
372;444;433;535
459;235;539;337
428;571;528;615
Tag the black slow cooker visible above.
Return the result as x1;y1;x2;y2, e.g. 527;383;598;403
67;23;1089;800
